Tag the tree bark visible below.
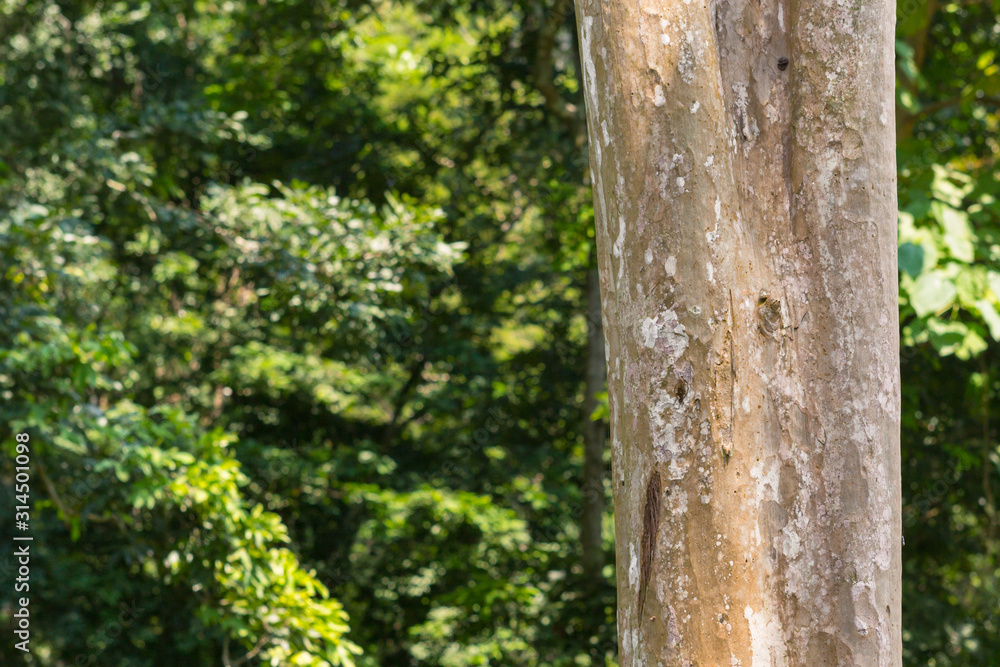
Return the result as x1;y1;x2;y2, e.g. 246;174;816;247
573;0;901;665
581;265;609;583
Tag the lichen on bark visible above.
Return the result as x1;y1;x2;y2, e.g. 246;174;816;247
574;0;901;664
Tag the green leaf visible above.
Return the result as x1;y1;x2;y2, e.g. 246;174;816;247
956;267;988;309
898;242;925;277
908;271;957;317
988;271;1000;300
930;165;973;208
926;320;988;359
975;299;1000;341
931;201;975;262
589;391;609;421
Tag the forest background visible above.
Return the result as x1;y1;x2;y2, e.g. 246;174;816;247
0;1;998;665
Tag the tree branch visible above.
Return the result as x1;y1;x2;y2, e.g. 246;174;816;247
531;0;584;142
898;94;1000;139
222;633;270;667
382;357;427;446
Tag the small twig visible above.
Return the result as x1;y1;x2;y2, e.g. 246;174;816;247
222;633;270;667
38;458;126;530
37;462;71;520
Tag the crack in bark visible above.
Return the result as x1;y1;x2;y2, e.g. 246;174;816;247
638;469;662;620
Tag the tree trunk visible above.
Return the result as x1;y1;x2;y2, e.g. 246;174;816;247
573;0;901;665
581;265;608;583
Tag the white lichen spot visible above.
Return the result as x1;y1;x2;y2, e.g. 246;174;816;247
750;459;781;502
661;33;671;45
579;17;608;237
851;165;870;187
646;311;691;477
676;30;697;83
765;103;779;124
734;83;749;113
620;621;632;663
715;197;722;221
644;247;653;264
580;18;599;114
654;84;666;107
666;606;681;646
613;215;626;284
690;100;700;114
744;605;788;667
671;488;688;515
676;176;685;189
664;256;677;277
601;120;610;146
707;262;714;283
629;542;639;589
641;318;659;349
732;82;758;148
782;525;801;559
705;154;714;167
851;581;878;639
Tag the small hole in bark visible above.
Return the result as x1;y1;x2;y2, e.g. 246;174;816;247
674;382;688;402
757;295;783;336
778;57;789;71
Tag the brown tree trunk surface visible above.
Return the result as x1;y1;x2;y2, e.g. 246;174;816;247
573;0;902;664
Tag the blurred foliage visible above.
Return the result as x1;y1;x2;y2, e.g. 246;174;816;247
0;0;996;665
0;0;608;665
896;0;1000;664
